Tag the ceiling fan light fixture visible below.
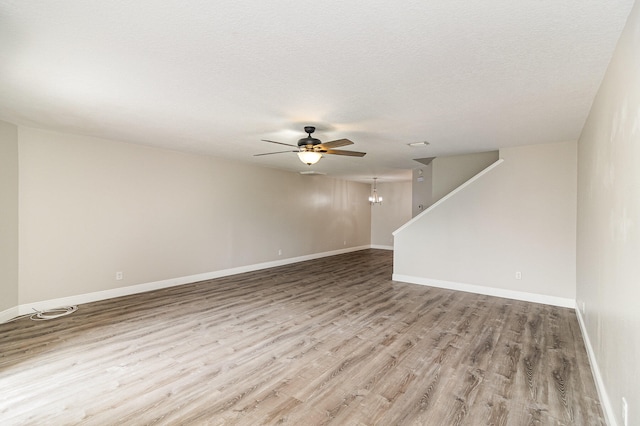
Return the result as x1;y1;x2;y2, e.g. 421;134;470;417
298;151;322;165
257;126;364;164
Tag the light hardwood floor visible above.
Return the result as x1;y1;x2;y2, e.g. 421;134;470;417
0;250;603;425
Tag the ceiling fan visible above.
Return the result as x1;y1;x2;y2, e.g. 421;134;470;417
255;126;366;165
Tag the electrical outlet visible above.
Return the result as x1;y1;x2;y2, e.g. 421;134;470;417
278;249;282;256
581;301;586;315
515;271;522;280
343;240;347;246
115;271;123;280
622;397;628;426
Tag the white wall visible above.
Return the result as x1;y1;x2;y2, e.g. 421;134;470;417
576;1;640;424
16;126;371;306
0;121;19;313
371;181;412;248
432;151;499;202
394;141;577;306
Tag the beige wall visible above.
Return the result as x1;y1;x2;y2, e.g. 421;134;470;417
411;166;432;217
17;126;371;304
371;181;412;248
394;141;577;301
576;1;640;424
411;151;499;218
432;151;499;202
0;121;19;313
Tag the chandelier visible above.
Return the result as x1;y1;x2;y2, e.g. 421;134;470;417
369;177;383;205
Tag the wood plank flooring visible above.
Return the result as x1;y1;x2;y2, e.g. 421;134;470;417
0;249;603;425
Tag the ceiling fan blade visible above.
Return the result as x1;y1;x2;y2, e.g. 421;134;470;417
261;139;299;148
325;149;366;157
317;138;353;149
254;150;298;156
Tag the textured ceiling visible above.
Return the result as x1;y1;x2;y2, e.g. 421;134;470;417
0;1;634;182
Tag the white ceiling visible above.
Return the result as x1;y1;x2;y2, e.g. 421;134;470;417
0;1;634;182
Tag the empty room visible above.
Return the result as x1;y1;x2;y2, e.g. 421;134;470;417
1;1;639;425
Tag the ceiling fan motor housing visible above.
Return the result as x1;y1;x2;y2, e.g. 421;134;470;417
298;137;321;148
298;126;321;148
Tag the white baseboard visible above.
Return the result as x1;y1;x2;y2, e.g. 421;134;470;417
392;274;576;309
370;244;393;250
11;245;371;319
576;308;616;426
0;306;20;324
